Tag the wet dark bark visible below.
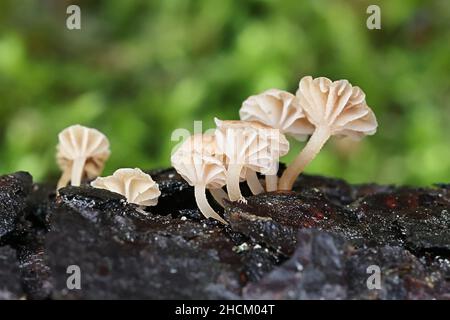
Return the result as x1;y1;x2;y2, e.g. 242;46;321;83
0;169;449;299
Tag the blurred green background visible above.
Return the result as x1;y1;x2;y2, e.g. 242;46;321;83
0;0;449;185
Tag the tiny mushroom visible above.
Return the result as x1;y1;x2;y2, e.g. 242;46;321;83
174;132;218;158
174;133;229;206
214;118;289;202
91;168;161;210
56;124;110;190
279;76;378;190
239;88;313;191
171;144;228;224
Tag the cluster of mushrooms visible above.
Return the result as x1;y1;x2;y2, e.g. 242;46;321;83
56;125;161;213
56;76;377;225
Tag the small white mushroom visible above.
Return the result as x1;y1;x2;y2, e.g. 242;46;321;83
279;76;378;190
171;150;227;224
240;89;314;140
174;133;218;158
214;118;289;202
56;125;110;190
91;168;161;209
172;133;229;207
239;89;312;190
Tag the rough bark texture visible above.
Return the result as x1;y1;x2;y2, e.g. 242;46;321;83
0;169;449;299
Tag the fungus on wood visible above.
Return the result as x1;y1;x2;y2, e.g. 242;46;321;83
91;168;161;210
214;118;289;202
239;89;313;191
171;135;228;224
278;76;378;190
56;124;110;190
173;133;229;207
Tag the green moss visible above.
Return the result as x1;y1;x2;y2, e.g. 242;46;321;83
0;0;448;185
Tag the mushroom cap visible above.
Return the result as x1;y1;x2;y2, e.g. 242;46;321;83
91;168;161;206
239;89;314;141
172;133;218;158
296;76;378;140
171;151;226;189
214;118;289;175
57;124;110;178
171;133;228;188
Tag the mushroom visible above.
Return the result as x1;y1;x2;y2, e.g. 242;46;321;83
91;168;161;210
239;89;313;191
171;150;228;224
56;125;110;190
278;76;378;190
214;118;289;202
174;132;218;159
173;133;229;207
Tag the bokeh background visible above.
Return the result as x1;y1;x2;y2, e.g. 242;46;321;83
0;0;449;185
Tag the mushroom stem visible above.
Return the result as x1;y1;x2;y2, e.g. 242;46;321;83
246;169;264;195
279;126;331;191
194;185;227;224
71;157;86;186
57;167;72;190
265;174;278;192
209;188;229;207
226;164;245;202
